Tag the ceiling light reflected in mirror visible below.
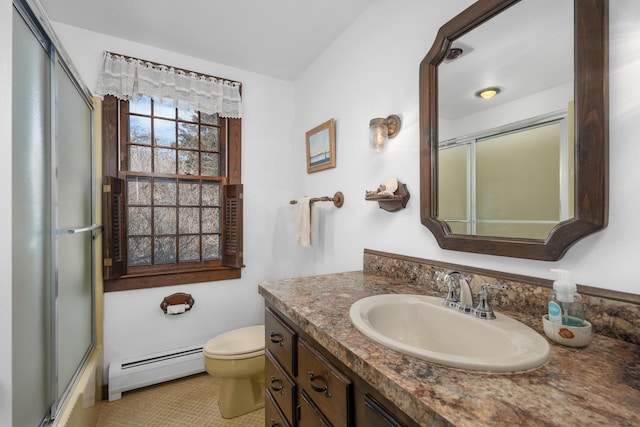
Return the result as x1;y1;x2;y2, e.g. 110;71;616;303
476;87;501;99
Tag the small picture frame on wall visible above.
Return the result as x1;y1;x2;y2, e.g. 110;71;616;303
306;119;336;173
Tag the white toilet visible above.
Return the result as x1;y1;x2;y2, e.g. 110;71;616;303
203;324;265;418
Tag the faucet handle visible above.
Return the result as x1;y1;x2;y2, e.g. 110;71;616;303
437;270;461;307
480;282;508;292
473;283;508;320
437;269;470;283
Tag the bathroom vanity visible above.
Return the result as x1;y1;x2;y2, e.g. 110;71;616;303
264;303;425;427
259;252;640;427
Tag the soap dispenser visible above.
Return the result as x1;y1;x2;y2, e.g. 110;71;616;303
548;269;584;326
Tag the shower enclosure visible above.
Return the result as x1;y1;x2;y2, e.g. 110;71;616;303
12;0;95;424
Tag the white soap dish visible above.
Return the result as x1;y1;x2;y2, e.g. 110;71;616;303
542;315;592;347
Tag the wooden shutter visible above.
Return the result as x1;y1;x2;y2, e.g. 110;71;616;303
103;176;125;279
222;183;243;268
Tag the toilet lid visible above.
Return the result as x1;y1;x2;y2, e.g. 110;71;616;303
203;325;265;359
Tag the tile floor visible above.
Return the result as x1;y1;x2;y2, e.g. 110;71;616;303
95;373;264;427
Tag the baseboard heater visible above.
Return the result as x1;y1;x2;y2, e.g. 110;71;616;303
108;344;205;401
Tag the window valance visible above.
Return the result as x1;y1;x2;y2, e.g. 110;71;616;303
95;51;242;118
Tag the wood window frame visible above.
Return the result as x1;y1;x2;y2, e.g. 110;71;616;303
102;95;243;292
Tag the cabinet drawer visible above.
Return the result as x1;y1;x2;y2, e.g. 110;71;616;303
266;308;298;376
266;390;291;427
361;393;406;427
299;390;332;427
298;338;352;427
266;350;297;426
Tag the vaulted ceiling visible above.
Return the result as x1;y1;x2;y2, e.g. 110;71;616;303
40;0;376;81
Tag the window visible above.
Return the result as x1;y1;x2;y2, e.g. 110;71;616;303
102;94;243;291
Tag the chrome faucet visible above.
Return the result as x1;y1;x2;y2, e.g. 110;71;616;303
436;270;508;320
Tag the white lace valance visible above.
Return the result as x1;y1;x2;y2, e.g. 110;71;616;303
95;52;242;118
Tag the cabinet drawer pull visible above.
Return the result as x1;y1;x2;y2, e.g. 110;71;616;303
270;418;280;427
269;332;285;346
308;371;331;397
270;376;285;394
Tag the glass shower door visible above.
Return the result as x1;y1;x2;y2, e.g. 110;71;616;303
12;7;53;426
12;2;95;423
54;58;95;412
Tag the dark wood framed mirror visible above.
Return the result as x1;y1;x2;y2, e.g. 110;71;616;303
419;0;608;261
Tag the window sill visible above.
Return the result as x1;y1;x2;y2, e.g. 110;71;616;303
104;268;241;292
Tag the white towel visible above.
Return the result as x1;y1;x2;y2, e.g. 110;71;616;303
296;197;312;247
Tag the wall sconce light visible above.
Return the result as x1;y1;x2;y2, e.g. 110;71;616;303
369;114;402;152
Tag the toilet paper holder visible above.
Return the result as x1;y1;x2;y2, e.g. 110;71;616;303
161;292;195;315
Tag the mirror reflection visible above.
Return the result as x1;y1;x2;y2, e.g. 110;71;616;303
419;0;608;260
437;0;573;239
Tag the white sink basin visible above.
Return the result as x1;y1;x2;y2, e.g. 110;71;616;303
349;294;550;373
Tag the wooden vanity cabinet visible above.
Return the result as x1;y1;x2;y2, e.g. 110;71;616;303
298;338;352;427
265;305;420;427
355;389;418;427
265;308;298;426
265;308;297;376
266;351;297;426
266;390;291;427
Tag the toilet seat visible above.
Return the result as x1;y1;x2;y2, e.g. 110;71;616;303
204;324;265;360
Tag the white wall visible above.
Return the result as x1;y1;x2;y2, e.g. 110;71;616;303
50;0;640;384
291;0;640;294
1;0;13;420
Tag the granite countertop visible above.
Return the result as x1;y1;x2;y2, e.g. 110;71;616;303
258;271;640;427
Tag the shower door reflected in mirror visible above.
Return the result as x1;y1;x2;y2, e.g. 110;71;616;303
439;112;574;238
